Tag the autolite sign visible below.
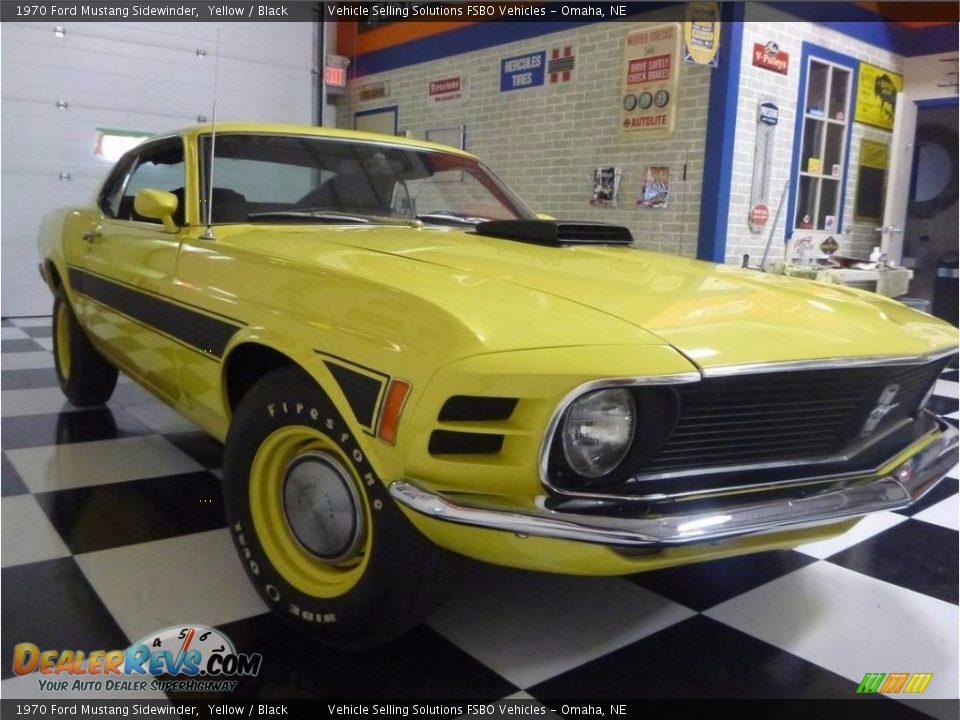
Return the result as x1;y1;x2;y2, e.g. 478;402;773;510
429;76;467;105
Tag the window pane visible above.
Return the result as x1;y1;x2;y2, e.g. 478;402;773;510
796;175;818;228
823;123;844;175
407;170;517;220
818;178;839;230
829;68;850;120
213;159;322;204
120;143;185;224
802;118;825;173
126;157;184;197
198;134;533;224
806;61;828;116
99;155;137;218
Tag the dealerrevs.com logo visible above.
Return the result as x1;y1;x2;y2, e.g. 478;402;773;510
13;625;262;693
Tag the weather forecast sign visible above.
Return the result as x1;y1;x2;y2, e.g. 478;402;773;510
621;23;681;136
500;51;546;92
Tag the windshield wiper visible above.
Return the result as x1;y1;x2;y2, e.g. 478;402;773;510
415;212;488;227
247;210;373;224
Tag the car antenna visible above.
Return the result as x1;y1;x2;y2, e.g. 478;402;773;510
201;27;222;241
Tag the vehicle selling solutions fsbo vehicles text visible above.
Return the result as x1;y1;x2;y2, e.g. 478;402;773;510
325;3;547;18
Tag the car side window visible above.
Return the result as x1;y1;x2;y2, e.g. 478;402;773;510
116;140;186;225
98;154;137;218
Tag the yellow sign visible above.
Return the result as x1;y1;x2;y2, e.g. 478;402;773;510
621;23;681;137
683;2;720;67
855;63;903;131
859;139;889;170
854;139;889;222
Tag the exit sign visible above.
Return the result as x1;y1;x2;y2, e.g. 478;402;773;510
325;65;346;87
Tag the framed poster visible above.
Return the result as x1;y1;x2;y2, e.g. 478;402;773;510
354;106;398;135
590;167;622;207
637;166;670;208
855;63;902;131
425;126;465;150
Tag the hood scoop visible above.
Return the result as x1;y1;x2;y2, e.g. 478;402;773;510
474;220;634;247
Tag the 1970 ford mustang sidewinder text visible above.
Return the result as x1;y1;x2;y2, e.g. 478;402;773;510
38;124;958;648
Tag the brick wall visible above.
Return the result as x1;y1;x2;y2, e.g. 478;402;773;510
730;8;906;265
337;16;911;265
337;11;711;258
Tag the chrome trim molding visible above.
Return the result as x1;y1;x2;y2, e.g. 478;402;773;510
537;348;956;495
700;347;957;378
392;422;958;548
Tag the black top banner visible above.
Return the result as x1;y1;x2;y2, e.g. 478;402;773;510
2;1;954;24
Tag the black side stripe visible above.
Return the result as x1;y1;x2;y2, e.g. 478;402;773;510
68;267;241;358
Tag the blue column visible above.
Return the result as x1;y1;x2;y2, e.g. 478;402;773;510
696;4;745;263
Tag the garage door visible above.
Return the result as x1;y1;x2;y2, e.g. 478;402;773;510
1;21;317;317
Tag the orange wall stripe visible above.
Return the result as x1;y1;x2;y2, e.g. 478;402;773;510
338;21;478;59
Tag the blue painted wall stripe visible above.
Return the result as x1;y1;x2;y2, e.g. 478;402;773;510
352;7;957;79
697;3;745;263
916;97;960;110
354;21;600;78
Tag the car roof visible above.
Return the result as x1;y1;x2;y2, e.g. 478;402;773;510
172;122;477;159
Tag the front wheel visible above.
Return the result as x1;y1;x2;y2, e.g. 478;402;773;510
52;288;118;406
223;366;455;649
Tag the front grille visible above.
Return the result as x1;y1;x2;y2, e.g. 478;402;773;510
640;358;949;474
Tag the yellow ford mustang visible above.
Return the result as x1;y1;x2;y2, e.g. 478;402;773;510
39;124;958;648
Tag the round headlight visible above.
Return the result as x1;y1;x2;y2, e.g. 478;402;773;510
561;388;636;478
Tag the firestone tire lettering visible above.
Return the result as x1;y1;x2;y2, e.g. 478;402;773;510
222;366;456;649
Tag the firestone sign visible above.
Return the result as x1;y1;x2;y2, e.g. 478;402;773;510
620;23;681;136
428;76;468;106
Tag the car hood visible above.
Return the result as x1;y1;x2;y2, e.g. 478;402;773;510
329;226;957;370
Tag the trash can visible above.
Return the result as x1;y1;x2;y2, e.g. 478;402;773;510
932;251;959;326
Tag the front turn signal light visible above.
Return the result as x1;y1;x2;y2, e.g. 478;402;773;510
378;379;411;445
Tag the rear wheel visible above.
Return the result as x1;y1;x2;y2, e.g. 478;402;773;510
223;366;455;649
52;288;118;406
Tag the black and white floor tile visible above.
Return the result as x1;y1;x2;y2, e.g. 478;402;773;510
2;316;958;710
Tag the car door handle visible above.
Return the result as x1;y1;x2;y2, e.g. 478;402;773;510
82;227;103;243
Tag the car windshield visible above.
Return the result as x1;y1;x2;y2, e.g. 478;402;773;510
198;133;535;225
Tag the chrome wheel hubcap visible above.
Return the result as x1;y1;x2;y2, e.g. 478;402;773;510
281;452;364;562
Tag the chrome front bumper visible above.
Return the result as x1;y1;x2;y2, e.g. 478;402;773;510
390;421;958;548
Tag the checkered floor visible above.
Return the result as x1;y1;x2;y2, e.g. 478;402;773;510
2;314;958;707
